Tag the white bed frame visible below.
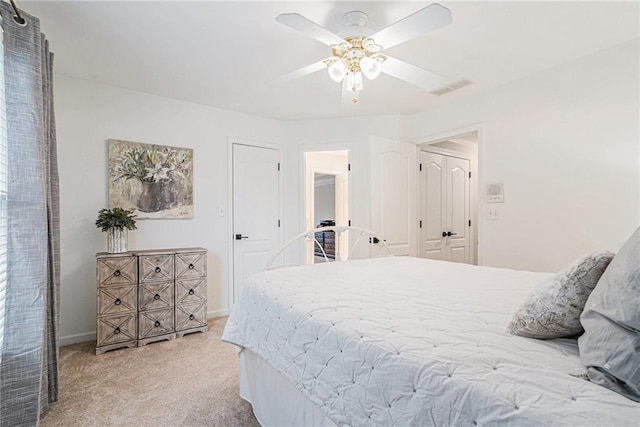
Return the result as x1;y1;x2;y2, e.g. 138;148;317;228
265;226;393;270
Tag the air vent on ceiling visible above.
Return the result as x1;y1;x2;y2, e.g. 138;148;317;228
431;78;474;96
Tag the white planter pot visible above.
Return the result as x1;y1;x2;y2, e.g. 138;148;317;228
107;228;128;253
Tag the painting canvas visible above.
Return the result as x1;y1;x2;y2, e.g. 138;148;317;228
108;139;193;219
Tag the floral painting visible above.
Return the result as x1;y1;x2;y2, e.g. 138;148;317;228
108;139;193;219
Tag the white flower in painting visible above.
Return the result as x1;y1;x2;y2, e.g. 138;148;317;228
112;144;192;184
144;162;172;182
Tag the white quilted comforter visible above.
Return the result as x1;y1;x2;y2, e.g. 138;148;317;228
222;257;640;426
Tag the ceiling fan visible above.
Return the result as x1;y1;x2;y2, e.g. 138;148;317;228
271;3;458;105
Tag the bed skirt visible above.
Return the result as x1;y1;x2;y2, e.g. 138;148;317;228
239;349;338;427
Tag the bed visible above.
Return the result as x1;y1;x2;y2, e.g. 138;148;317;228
222;255;640;426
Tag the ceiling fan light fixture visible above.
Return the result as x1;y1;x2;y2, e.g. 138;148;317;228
360;56;382;80
346;71;364;92
362;38;383;53
328;58;349;82
273;4;455;104
342;79;360;104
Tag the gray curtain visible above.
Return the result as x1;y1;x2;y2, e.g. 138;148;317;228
0;4;60;426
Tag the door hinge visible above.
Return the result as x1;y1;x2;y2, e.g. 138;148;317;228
419;220;422;228
419;163;422;171
469;220;471;227
348;220;351;226
348;163;351;171
469;171;471;178
277;162;280;171
278;219;281;228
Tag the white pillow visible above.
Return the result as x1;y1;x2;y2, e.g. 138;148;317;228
507;251;614;339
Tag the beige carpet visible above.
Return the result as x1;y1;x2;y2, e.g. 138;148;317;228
41;317;260;427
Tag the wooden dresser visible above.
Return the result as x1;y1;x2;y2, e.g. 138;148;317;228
95;247;208;355
314;229;336;259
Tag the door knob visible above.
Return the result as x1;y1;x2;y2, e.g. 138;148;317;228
235;234;249;240
446;231;457;237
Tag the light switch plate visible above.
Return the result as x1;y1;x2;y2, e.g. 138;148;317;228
487;206;502;220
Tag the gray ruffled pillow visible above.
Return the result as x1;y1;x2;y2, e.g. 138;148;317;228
507;251;614;339
579;227;640;402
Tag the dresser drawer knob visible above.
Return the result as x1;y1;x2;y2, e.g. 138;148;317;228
155;267;161;273
114;269;121;276
189;314;195;320
154;321;161;327
153;293;160;300
188;289;195;295
188;263;195;270
114;327;121;334
114;298;121;306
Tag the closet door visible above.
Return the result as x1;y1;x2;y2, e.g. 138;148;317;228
370;138;417;257
420;151;471;263
445;156;470;263
420;151;446;260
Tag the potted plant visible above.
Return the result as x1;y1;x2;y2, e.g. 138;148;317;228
95;207;137;253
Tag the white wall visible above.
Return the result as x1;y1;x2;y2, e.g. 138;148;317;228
56;76;403;344
314;182;335;223
405;39;640;272
285;115;402;234
55;39;639;343
283;116;402;263
55;75;287;344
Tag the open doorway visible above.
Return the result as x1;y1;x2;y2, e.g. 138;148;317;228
419;131;478;265
305;150;349;264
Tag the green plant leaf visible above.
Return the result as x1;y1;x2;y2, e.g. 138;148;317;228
95;207;137;232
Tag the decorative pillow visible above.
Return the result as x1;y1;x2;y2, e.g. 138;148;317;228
579;227;640;402
507;251;614;339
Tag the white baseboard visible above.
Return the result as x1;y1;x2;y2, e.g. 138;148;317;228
60;331;96;346
208;308;229;319
60;309;229;347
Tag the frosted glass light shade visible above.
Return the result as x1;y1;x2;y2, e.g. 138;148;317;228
328;59;348;82
346;71;363;92
360;56;382;80
354;72;364;91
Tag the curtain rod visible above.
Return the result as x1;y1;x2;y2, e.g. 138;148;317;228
8;0;25;25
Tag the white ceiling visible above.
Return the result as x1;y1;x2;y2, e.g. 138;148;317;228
23;1;640;121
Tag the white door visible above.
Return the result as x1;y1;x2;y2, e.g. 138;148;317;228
445;156;471;263
370;138;417;257
419;150;471;263
232;144;281;302
420;151;446;260
335;171;349;260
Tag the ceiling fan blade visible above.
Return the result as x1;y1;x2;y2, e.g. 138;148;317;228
371;4;452;51
276;13;347;47
381;56;449;92
341;79;360;106
266;59;329;86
